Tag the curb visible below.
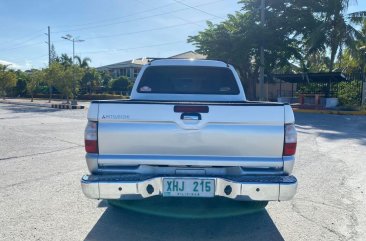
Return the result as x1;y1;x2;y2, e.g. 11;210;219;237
51;104;85;109
293;108;366;116
0;100;85;110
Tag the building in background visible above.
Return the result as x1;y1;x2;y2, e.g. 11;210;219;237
97;51;206;81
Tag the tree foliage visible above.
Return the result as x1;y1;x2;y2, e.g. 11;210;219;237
44;62;63;101
0;64;17;99
338;80;362;106
100;70;112;87
57;54;73;68
307;0;366;71
110;76;130;92
50;44;58;64
26;70;45;102
53;65;84;103
81;68;101;94
74;56;91;68
188;0;319;99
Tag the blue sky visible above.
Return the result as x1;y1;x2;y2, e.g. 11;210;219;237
0;0;365;70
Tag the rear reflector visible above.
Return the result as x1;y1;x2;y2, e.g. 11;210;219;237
85;121;98;153
85;140;98;153
283;124;297;156
284;143;297;156
174;105;209;113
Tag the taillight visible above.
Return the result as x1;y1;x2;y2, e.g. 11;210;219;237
85;121;98;153
283;124;297;156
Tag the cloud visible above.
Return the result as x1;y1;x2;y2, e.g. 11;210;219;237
0;59;21;69
0;59;41;71
23;60;33;70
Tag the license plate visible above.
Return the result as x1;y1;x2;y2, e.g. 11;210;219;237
163;178;215;197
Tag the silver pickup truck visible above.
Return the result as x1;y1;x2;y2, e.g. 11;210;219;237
81;59;297;204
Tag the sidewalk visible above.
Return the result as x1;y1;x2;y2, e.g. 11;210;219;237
293;108;366;116
0;98;90;109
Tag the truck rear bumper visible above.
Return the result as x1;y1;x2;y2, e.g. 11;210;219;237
81;174;297;201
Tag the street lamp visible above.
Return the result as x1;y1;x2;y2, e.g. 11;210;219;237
61;34;85;105
61;34;85;64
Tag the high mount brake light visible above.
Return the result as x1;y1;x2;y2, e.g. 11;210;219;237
283;124;297;156
174;105;209;113
85;121;98;153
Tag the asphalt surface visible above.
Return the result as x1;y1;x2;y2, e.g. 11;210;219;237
0;102;366;241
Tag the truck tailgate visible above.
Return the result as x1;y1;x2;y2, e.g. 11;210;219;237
95;101;285;167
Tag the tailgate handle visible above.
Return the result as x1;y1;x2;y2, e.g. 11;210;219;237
181;113;201;121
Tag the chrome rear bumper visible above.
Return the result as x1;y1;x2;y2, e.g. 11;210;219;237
81;174;297;201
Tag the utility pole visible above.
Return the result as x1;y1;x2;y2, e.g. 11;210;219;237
72;39;75;63
259;0;265;101
48;26;51;66
45;26;52;103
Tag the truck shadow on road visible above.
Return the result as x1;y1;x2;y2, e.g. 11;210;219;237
84;200;284;241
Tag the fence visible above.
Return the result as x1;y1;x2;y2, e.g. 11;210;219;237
270;72;365;106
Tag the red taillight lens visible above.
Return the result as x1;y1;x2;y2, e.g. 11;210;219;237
85;140;98;153
284;143;297;156
283;124;297;156
85;121;98;153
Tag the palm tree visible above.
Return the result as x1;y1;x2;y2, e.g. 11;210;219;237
74;56;91;68
308;0;366;72
58;54;73;69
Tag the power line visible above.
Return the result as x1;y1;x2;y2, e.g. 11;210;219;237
72;17;219;41
172;0;225;20
53;2;178;29
0;17;217;52
133;0;205;28
0;0;229;64
0;29;44;47
79;40;183;55
52;0;224;34
0;34;44;52
0;0;226;52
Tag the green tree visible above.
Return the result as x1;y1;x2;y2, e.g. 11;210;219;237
100;70;112;88
338;20;366;74
14;70;28;97
74;56;91;69
81;68;101;95
54;65;83;103
188;0;318;99
50;44;58;63
0;64;17;99
44;62;63;102
110;76;130;93
307;0;366;71
58;54;73;68
338;80;362;106
26;70;45;102
302;52;332;73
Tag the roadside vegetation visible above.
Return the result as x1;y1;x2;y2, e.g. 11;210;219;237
0;0;366;108
0;50;133;103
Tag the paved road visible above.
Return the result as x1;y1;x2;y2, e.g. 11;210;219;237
0;103;365;241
